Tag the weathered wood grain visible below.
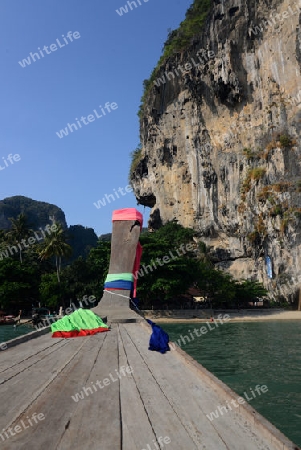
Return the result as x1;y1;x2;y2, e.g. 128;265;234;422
118;325;157;450
0;323;296;450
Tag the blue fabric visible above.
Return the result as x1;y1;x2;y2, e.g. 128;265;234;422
265;256;273;279
146;319;170;354
104;280;133;290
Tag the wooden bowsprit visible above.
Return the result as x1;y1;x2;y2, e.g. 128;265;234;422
93;209;143;323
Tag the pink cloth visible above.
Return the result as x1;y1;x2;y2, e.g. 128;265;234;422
112;208;143;229
132;242;143;297
112;208;143;296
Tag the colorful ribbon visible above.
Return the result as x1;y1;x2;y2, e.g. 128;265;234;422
104;280;133;290
105;273;134;282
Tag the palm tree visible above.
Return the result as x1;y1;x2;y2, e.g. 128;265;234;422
6;214;32;263
37;223;72;282
0;229;8;260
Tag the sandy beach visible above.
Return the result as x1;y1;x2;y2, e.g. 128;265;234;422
143;309;301;323
17;310;301;325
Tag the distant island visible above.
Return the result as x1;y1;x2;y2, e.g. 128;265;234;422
0;196;98;262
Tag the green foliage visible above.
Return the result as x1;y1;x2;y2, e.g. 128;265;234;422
269;205;283;217
242;147;258;160
195;265;236;307
39;273;66;308
251;167;266;181
129;144;143;179
86;241;111;298
161;0;212;56
66;225;98;263
0;259;40;311
294;209;301;219
241;170;252;195
137;222;196;306
257;186;272;202
138;0;212;117
138;257;198;307
37;223;72;282
247;231;260;244
144;220;195;247
136;221;267;309
6;213;33;263
241;167;266;197
255;214;267;237
0;215;272;312
0;204;111;311
234;280;268;302
39;241;111;309
279;134;292;148
195;265;267;308
62;258;94;301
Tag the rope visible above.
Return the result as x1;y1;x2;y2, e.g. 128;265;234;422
103;290;149;324
103;290;130;300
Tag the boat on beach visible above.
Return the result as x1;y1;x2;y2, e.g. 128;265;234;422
0;310;21;326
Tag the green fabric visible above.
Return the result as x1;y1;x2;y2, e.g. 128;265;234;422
51;308;108;332
105;273;134;282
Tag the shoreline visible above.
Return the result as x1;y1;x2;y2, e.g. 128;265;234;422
143;309;301;323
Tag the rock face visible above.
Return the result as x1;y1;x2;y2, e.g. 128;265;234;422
0;197;99;262
0;196;67;230
131;0;301;301
67;225;98;263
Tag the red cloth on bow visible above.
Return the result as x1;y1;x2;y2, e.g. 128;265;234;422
112;208;143;229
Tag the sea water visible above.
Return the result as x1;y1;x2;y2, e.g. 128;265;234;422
0;324;33;347
161;321;301;447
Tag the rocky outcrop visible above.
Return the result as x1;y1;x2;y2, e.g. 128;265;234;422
0;196;67;230
0;197;99;262
131;0;301;302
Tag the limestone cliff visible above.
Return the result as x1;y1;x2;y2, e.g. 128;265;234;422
0;196;67;230
130;0;301;302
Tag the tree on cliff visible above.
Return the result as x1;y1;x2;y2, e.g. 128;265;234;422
37;223;72;283
6;214;32;263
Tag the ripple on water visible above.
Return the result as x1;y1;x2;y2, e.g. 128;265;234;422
161;321;301;447
0;324;33;344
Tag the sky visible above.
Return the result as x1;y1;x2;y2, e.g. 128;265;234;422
0;0;193;236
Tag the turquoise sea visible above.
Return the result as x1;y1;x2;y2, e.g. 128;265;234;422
161;321;301;447
0;323;33;346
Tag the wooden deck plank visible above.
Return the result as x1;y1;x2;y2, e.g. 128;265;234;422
0;331;56;372
119;325;198;449
123;323;226;449
57;325;121;450
1;333;108;450
0;335;100;433
124;323;275;450
117;324;157;450
0;339;69;382
0;322;295;450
